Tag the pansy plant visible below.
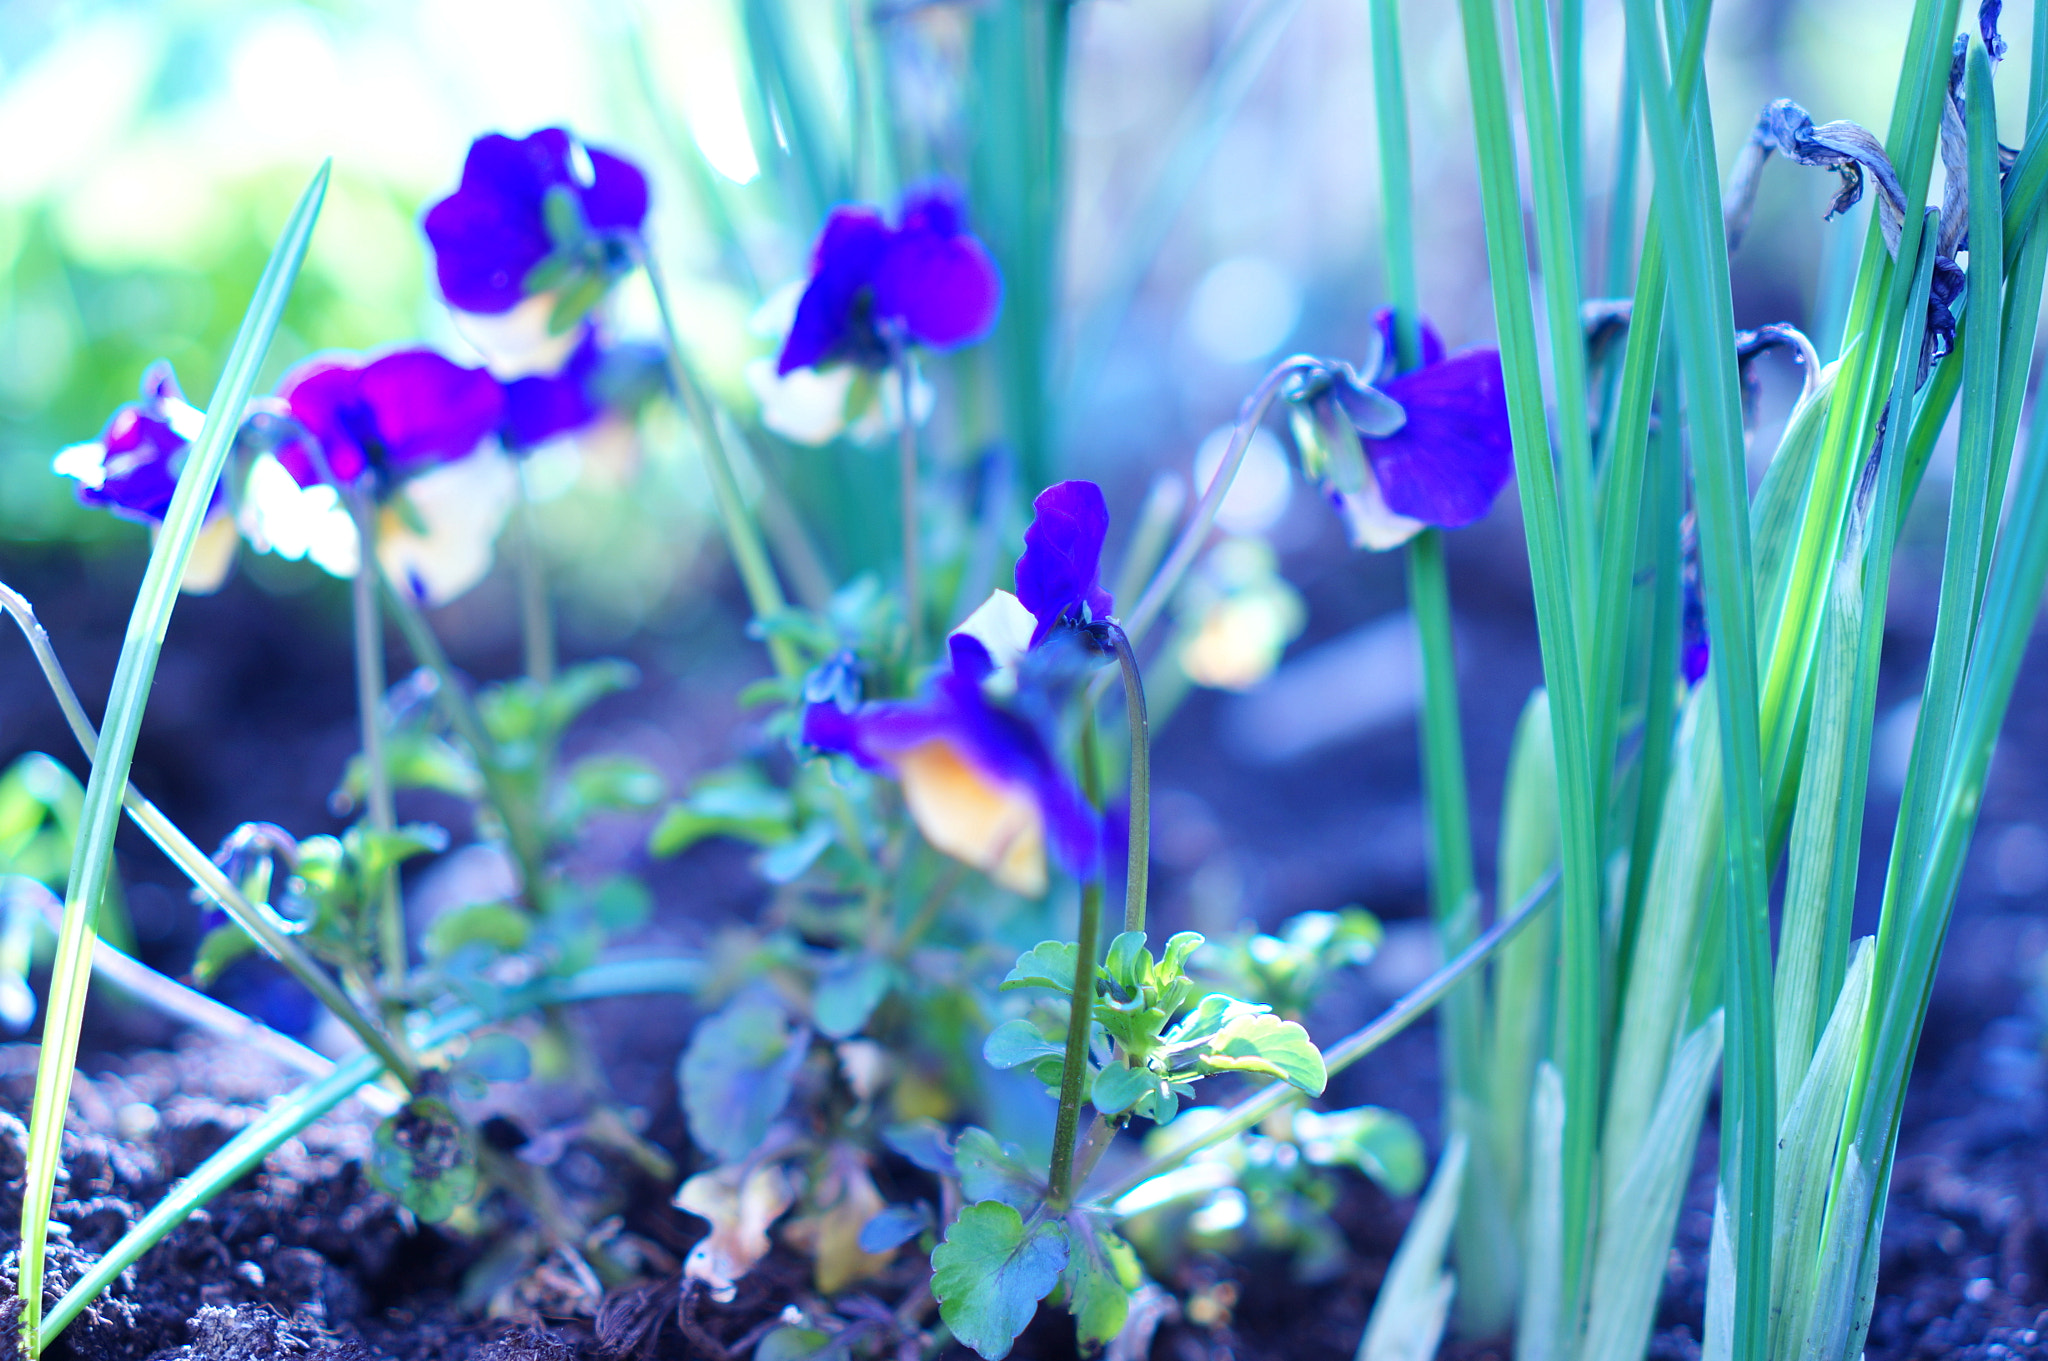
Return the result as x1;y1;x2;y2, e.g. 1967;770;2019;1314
1283;310;1514;550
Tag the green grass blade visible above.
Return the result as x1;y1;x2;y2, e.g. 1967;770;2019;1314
1515;1062;1567;1361
1355;1134;1466;1361
15;162;328;1354
1582;1011;1724;1361
1454;0;1604;1330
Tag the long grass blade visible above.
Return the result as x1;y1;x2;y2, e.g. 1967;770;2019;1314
14;162;329;1354
1355;1134;1467;1361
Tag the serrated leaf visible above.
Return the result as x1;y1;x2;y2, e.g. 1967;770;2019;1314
983;1018;1065;1071
931;1203;1069;1360
1065;1210;1143;1353
1160;931;1206;979
368;1094;477;1223
1002;941;1079;995
953;1127;1044;1210
1293;1105;1425;1197
680;997;809;1162
1198;1010;1326;1094
815;953;892;1039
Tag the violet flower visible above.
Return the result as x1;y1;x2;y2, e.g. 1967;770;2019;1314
778;185;1001;375
498;329;666;454
801;482;1121;894
274;349;504;493
1286;311;1514;551
53;362;240;593
423;128;648;324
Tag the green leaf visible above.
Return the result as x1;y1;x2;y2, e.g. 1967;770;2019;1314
1064;1210;1143;1352
814;953;892;1039
1088;1063;1160;1119
338;734;482;808
348;823;449;883
755;1326;839;1361
1001;941;1079;995
758;819;834;884
1159;931;1207;979
1357;1133;1465;1361
1197;1007;1326;1095
679;997;809;1162
931;1202;1070;1360
559;755;667;825
1103;931;1149;993
1293;1106;1426;1197
424;902;529;962
456;1032;531;1085
952;1128;1044;1211
367;1094;477;1224
983;1019;1065;1071
190;922;259;988
648;772;796;858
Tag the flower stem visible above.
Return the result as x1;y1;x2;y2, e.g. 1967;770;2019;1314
1121;356;1316;646
1104;623;1150;935
895;343;925;662
0;578;417;1087
347;490;406;998
635;242;798;679
512;466;556;686
1047;877;1103;1211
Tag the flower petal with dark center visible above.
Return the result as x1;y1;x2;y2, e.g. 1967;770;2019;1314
1367;350;1515;529
1015;480;1114;646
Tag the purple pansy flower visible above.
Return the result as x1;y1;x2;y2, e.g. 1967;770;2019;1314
776;183;1001;375
422;128;649;316
54;362;217;526
800;480;1125;893
274;348;505;492
803;651;1100;897
498;330;667;453
1286;309;1514;551
1681;528;1709;687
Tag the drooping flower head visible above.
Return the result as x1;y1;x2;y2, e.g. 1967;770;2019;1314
423;128;649;319
274;348;504;493
777;183;1001;376
801;481;1121;893
498;328;667;454
1285;310;1514;551
53;362;240;592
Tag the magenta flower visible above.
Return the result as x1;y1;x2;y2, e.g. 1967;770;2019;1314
273;349;504;492
777;184;1002;375
423;128;649;316
53;363;217;525
1288;310;1514;551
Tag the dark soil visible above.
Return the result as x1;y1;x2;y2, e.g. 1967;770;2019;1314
2;483;2047;1359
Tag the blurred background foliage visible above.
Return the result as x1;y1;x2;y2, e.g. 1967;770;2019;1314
0;0;2017;643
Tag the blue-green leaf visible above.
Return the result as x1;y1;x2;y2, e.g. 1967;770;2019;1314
931;1202;1069;1360
680;996;809;1161
367;1094;477;1223
953;1127;1044;1211
1065;1209;1143;1352
983;1018;1066;1071
1001;941;1079;994
814;952;893;1039
1294;1105;1426;1196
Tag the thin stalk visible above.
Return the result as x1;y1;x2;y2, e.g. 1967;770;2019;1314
512;467;556;686
1047;879;1103;1210
636;241;799;679
1121;358;1316;646
895;343;924;661
1103;624;1150;934
1099;868;1560;1208
347;489;406;996
15;164;328;1356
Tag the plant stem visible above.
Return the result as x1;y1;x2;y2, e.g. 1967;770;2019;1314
635;241;799;679
512;466;556;686
1121;357;1316;646
348;490;406;997
895;343;924;661
1098;868;1559;1208
1102;624;1150;934
1047;878;1103;1210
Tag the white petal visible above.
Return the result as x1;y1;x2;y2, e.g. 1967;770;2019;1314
376;448;519;607
177;514;240;595
951;589;1035;696
239;454;360;578
745;357;853;446
52;440;107;489
451;294;583;380
1329;472;1427;552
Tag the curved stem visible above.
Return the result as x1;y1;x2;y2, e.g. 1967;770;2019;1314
1103;624;1150;934
346;490;407;998
1095;868;1559;1209
0;579;417;1088
1119;357;1317;646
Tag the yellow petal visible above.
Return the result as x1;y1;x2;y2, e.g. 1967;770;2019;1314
675;1161;795;1303
894;739;1046;896
176;515;240;595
